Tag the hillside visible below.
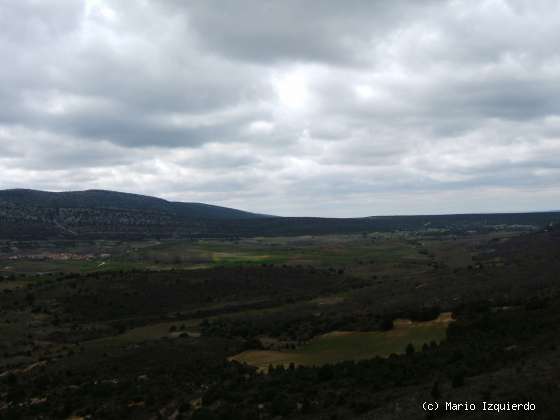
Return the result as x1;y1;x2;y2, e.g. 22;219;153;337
0;189;266;220
1;189;559;240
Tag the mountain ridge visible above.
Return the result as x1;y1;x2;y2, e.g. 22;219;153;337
0;188;270;220
1;188;560;240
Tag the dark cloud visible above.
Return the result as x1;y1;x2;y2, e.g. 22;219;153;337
180;0;439;66
0;0;559;216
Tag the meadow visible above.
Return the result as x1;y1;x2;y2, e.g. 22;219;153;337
231;313;453;371
0;233;434;277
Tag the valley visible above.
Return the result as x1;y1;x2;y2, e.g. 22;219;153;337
1;221;560;419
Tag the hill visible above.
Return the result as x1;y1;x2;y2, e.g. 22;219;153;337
0;189;266;220
1;189;559;240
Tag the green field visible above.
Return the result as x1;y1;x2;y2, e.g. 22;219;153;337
1;233;432;277
231;313;453;371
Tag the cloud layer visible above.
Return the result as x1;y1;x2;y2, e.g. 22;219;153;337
1;0;559;216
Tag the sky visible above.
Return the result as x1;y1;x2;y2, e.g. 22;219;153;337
1;0;560;217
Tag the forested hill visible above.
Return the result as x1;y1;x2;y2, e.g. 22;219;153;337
0;189;559;240
0;189;267;220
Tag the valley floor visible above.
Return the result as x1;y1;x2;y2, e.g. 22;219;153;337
1;228;559;419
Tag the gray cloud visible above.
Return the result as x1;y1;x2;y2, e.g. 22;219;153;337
0;0;559;216
180;0;441;66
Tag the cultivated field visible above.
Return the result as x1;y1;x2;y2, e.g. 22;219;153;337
231;312;453;371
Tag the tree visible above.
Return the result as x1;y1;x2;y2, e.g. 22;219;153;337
380;318;394;331
431;381;441;399
271;394;292;416
451;372;465;388
192;408;218;420
318;365;334;382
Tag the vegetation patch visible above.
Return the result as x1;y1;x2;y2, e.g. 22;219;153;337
231;312;453;371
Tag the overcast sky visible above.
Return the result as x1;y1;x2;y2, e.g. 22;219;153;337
1;0;560;216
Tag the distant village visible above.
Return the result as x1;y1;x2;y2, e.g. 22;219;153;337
6;252;110;261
